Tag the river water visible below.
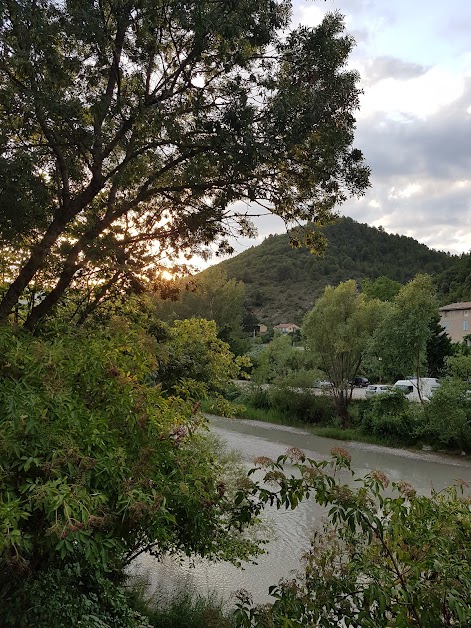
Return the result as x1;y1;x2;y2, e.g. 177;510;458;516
133;415;471;605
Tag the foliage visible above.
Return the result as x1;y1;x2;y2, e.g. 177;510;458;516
1;563;151;628
242;386;272;411
361;275;402;301
251;335;312;385
153;268;247;353
0;2;369;329
425;314;453;378
233;450;471;627
268;387;337;425
435;253;471;304
357;390;419;443
419;379;471;452
274;368;324;390
141;589;235;628
445;353;471;380
213;217;457;326
369;274;439;390
0;321;265;614
155;318;249;394
303;280;387;425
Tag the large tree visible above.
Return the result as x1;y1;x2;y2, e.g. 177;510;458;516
0;0;369;330
369;274;439;396
153;266;246;347
303;280;386;425
361;276;402;302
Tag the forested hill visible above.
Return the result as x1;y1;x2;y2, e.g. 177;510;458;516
210;217;462;325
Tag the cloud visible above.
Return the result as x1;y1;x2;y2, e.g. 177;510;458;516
197;2;471;268
340;79;471;254
358;78;471;176
358;64;467;120
361;56;429;86
202;75;471;268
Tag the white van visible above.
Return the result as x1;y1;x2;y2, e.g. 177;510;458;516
393;378;440;402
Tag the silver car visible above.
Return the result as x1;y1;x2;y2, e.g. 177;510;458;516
365;384;393;398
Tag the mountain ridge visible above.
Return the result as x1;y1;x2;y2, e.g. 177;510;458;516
204;217;465;325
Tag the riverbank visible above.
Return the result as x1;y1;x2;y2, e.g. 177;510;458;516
133;414;471;613
201;396;471;459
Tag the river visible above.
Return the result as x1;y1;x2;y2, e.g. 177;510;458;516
132;415;471;606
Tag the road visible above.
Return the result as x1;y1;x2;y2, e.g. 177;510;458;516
233;380;368;399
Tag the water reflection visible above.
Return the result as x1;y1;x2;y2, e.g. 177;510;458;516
132;416;471;604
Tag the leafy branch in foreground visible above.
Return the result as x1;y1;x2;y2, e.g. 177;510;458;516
0;319;260;624
233;448;471;627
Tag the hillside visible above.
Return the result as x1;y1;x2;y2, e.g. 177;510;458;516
209;217;463;325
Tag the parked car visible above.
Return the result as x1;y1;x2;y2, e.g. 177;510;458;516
314;380;332;390
349;376;369;388
365;384;393;398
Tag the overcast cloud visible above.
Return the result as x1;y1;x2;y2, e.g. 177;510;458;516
201;0;471;268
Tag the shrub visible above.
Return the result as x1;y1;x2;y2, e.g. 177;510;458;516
1;563;151;628
420;379;471;452
144;590;235;628
274;369;323;389
359;390;419;442
242;386;272;410
235;452;471;627
268;387;336;424
0;322;265;617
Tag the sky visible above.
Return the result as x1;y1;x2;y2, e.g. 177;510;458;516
203;0;471;268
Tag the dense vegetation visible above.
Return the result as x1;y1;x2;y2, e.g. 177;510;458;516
435;254;471;303
208;217;468;325
0;317;260;625
0;0;368;330
234;450;471;627
226;274;467;451
0;0;470;625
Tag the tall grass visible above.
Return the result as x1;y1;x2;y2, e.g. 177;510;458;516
127;583;236;628
146;591;235;628
234;401;298;425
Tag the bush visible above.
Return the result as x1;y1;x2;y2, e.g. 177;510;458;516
144;590;235;628
242;386;272;410
268;387;336;424
274;369;323;389
0;322;265;619
235;452;471;627
420;379;471;452
1;564;150;628
358;390;419;442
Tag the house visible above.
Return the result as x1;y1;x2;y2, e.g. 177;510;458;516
273;323;300;334
257;324;268;335
439;301;471;343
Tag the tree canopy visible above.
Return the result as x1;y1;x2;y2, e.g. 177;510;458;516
369;274;439;388
0;317;260;622
153;267;246;351
0;0;369;329
302;280;386;424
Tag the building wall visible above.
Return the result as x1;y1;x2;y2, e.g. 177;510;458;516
440;308;470;343
274;324;299;334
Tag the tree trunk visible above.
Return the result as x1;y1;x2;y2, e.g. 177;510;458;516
75;271;122;326
0;178;105;323
23;258;82;331
334;389;351;429
23;208;119;330
0;215;71;322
